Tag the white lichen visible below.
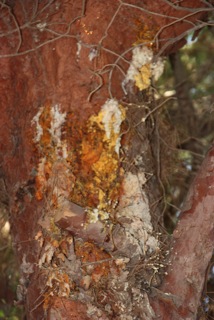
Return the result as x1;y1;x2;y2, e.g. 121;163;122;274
101;99;123;139
123;45;165;91
49;104;66;147
32;104;66;147
115;136;122;155
125;46;153;84
152;57;165;81
32;104;67;158
31;107;44;142
101;99;124;154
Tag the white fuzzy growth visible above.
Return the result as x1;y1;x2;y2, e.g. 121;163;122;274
31;104;67;150
102;99;122;138
31;107;44;142
123;46;165;93
49;104;66;149
101;99;123;154
115;136;122;155
125;46;153;83
152;58;165;81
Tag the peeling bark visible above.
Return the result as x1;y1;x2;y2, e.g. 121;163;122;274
0;1;213;319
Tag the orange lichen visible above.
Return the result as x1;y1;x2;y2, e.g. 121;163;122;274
62;103;125;213
75;241;112;283
81;102;125;214
37;105;52;150
81;130;104;169
33;100;125;215
134;18;158;48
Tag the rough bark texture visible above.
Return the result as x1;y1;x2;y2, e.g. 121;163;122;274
0;1;213;319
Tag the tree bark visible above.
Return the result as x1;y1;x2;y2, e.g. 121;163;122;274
151;144;214;319
0;1;213;319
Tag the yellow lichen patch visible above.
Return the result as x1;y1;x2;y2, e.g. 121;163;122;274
135;63;152;91
81;101;125;213
66;101;125;213
92;153;119;193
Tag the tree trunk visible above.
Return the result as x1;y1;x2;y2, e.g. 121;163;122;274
150;144;214;319
0;1;213;319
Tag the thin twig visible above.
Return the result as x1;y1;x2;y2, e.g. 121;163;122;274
153;9;213;51
155;21;208;58
1;2;22;53
134;97;177;127
98;2;123;46
87;70;104;102
0;0;86;58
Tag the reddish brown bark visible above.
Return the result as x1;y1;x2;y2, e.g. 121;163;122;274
150;145;214;319
0;1;213;319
